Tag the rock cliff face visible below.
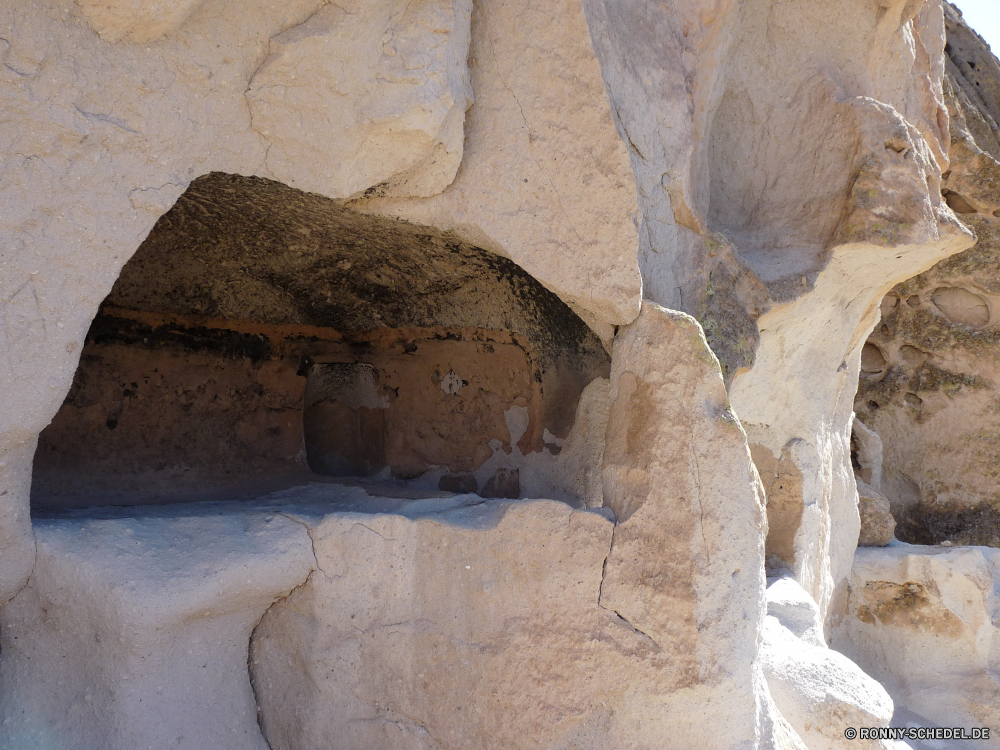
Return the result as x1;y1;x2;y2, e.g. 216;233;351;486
828;7;1000;742
856;3;1000;548
0;0;996;747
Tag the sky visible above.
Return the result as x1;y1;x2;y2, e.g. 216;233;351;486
951;0;1000;54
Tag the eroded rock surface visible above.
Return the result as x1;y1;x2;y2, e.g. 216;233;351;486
856;5;1000;546
3;0;997;745
584;0;973;620
0;0;640;601
0;503;315;750
356;0;642;334
763;576;895;750
251;304;782;750
246;0;474;200
832;543;1000;748
857;480;897;547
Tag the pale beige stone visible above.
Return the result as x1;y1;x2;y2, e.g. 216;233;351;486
0;0;311;600
356;0;643;332
250;304;785;749
763;576;895;750
247;0;473;200
857;480;896;547
763;617;895;750
0;502;315;750
75;0;206;43
252;496;632;750
0;0;644;601
583;0;974;621
600;302;777;747
852;419;884;491
728;91;972;618
833;543;1000;746
855;16;1000;547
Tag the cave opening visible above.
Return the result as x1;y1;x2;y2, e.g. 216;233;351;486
31;173;610;511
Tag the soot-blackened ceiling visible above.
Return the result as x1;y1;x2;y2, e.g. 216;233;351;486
107;172;608;376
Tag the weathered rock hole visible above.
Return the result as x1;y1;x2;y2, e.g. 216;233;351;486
904;392;922;407
898;344;928;366
906;295;921;308
943;190;978;214
883;139;908;156
860;343;888;377
930;286;990;327
880;294;899;319
31;173;610;510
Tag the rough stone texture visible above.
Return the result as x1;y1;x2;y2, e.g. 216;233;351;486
600;302;774;747
766;576;826;648
763;576;895;750
253;495;626;750
857;480;897;547
75;0;207;44
583;0;974;620
0;502;316;750
356;0;643;334
852;419;884;490
856;11;1000;547
764;619;895;750
251;303;784;749
30;174;613;510
832;543;1000;749
246;0;474;200
0;0;638;602
5;0;998;744
751;443;805;569
944;2;1000;156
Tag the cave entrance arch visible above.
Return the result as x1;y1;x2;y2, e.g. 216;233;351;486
31;173;609;510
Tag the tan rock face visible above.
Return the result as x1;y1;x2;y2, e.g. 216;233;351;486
76;0;206;43
600;303;772;746
856;15;1000;546
0;502;315;750
944;2;1000;158
583;0;974;618
0;0;638;602
762;577;896;750
247;0;473;200
253;497;628;750
751;444;805;567
357;0;643;333
250;304;782;749
856;481;897;547
832;543;1000;745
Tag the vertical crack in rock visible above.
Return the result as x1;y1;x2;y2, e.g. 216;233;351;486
596;519;662;650
248;513;319;750
596;522;614;610
689;423;712;569
242;3;340;172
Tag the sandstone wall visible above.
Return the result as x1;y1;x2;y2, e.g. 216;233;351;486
855;3;1000;547
251;303;782;750
2;0;994;745
833;543;1000;748
582;0;973;618
0;0;641;602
